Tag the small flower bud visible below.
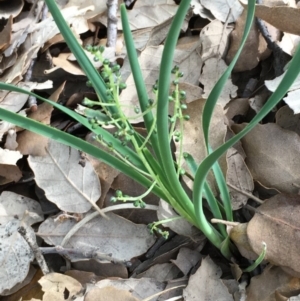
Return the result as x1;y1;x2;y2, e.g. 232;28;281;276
85;44;93;52
179;168;186;175
86;81;93;87
171;65;179;74
103;58;110;65
116;190;123;197
119;82;127;90
99;45;105;53
180;104;187;110
112;64;120;72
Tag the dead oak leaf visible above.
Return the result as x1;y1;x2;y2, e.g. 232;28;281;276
247;194;300;274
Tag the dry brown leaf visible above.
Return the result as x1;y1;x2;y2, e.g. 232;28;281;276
287;295;300;301
0;268;43;301
95;278;165;300
200;58;237;107
38;212;155;262
170;247;202;276
135;263;181;282
247;194;300;274
86;156;120;208
17;82;65;156
28;139;101;214
0;220;35;294
64;0;107;20
72;260;128;279
38;273;83;301
0;164;22;183
223;279;241;298
254;4;300;36
246;265;300;301
0;81;53;112
183;256;234;301
0;190;43;225
249;92;269;114
201;0;243;22
0;148;22;165
1;45;40;84
42;33;65;52
226;147;254;210
1;5;93;84
225;98;250;122
276;105;300;136
68;47;119;70
17;134;49;158
133;234;205;276
11;9;36;32
85;132;120;208
232;123;300;194
0;15;12;51
229;223;261;261
0;0;24;19
132;18;173;52
110;172;159;224
265;71;300;114
1;265;36;297
0;53;18;77
176;98;227;192
179;82;203;103
51;53;85;76
200;19;232;61
226;8;273;72
114;1;178;30
157;199;199;237
64;270;103;285
191;0;214;19
85;286;140;301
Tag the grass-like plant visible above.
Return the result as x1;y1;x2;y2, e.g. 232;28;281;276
0;0;300;260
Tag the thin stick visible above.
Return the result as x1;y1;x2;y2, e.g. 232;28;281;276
211;218;240;227
141;285;186;301
60;203;158;246
244;204;259;213
227;183;264;204
106;0;118;47
39;246;131;266
18;224;50;275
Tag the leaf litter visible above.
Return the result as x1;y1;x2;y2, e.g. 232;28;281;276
1;0;300;300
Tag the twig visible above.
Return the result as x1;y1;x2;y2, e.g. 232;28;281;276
61;203;158;246
244;204;259;213
18;224;50;275
141;285;186;301
106;0;118;47
39;246;131;266
227;183;264;204
211;218;240;227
